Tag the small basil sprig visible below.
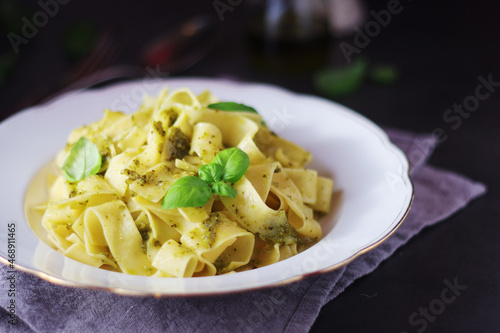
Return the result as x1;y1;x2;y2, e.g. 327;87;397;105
208;101;266;126
207;102;258;113
369;64;399;85
161;147;249;209
61;137;102;182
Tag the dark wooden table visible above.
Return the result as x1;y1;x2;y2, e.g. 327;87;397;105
1;0;498;332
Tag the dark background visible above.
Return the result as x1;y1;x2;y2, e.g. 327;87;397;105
1;0;499;332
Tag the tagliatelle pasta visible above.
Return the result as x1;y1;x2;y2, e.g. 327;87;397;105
38;87;334;277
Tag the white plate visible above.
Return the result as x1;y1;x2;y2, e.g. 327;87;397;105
0;78;412;296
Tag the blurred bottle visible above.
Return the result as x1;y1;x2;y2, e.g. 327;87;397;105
245;0;329;73
324;0;366;37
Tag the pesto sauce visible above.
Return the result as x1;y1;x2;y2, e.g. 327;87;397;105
121;169;150;186
200;213;223;247
261;220;298;245
166;127;190;161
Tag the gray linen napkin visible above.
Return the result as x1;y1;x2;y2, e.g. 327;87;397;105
0;129;486;333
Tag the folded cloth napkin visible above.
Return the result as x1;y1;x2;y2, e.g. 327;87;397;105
0;129;486;333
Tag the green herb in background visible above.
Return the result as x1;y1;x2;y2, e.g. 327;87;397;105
207;102;258;113
0;0;33;35
162;147;249;209
61;137;102;182
314;57;368;97
0;53;16;88
63;21;99;61
314;58;400;97
369;64;399;85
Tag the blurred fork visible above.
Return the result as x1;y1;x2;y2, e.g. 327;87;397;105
65;31;120;84
10;31;121;112
11;14;219;113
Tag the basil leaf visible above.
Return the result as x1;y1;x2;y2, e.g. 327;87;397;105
61;137;102;182
161;176;212;209
212;147;250;183
63;21;99;61
207;102;258;113
199;163;223;185
208;102;266;126
212;181;237;199
0;52;16;89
